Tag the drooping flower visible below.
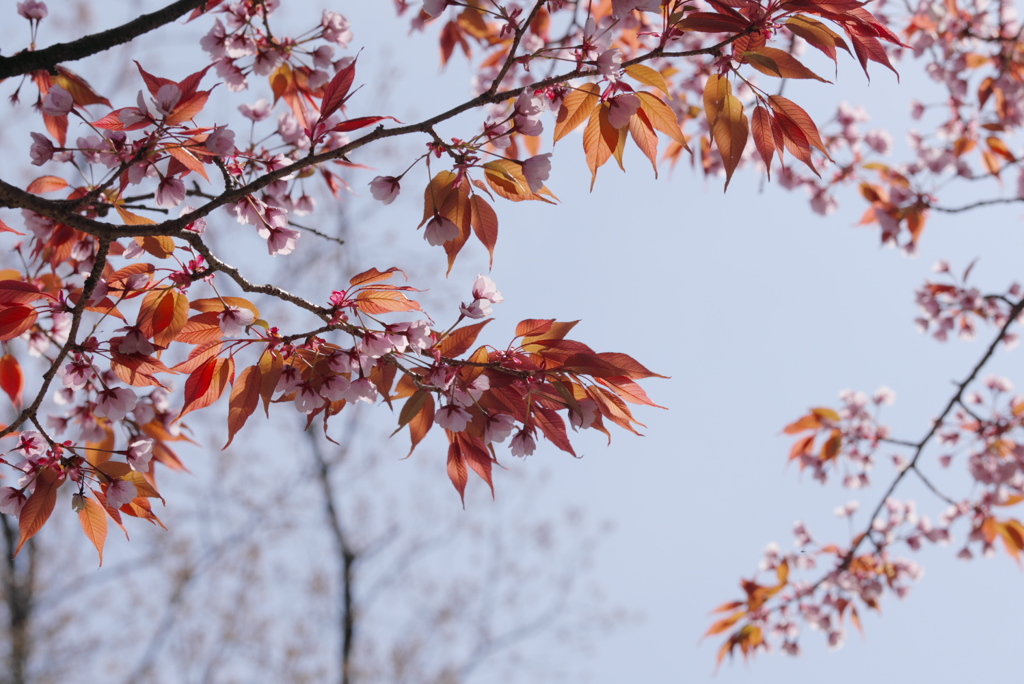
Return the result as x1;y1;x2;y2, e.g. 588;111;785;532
127;438;154;471
510;429;537;457
106;479;138;509
369;176;401;204
522;154;552;193
41;85;73;117
423;215;459;246
435;403;472;432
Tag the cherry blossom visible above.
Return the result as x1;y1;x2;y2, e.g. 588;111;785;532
423;214;458;246
369;175;401;204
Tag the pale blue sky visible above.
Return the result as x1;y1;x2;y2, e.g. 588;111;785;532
4;2;1024;682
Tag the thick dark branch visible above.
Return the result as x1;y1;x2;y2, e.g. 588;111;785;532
0;0;207;79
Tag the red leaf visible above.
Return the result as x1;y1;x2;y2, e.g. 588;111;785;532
0;354;24;407
330;115;399;133
436;320;491;358
318;57;357;123
0;280;49;305
179;357;234;420
447;439;469;503
0;306;38;341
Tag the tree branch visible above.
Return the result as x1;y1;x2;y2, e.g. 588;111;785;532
0;0;207;80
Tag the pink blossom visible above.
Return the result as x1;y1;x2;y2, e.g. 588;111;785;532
294;383;321;413
29;132;55;165
219;306;256;336
342;377;378;404
106;479;138;509
94;387;138;422
359;331;397;358
422;0;450;17
484;414;515;444
435;403;472;432
522;154;552;193
312;45;335;70
206;127;236;156
321;10;353;46
153;84;181;116
276;366;303;394
41;85;73;117
0;487;26;517
200;18;227;56
369;176;401;204
62;354;94;390
423;215;459;246
17;1;48;20
156;176;186;208
460;299;492;319
607;93;640;129
260;225;300;256
127;438;154;471
453;374;489;407
180;205;207;235
320;374;351;401
16;431;47;459
471;275;503;303
117;328;156;355
293;194;316;215
596;49;623;80
510;429;537;457
392;320;433;351
239;98;272;121
873;386;896;405
569;399;598;430
253;48;284;76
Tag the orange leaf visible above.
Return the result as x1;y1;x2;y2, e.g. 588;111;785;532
470;195;498;268
165;143;211;180
353;289;421;315
554;82;600;143
583;103;616;189
115;205;157;226
132;235;175;259
17;467;62;554
348;267;405;287
26;176;69;194
78;496;108;566
437;320;491;358
407;391;435;456
224;365;262;449
743;47;830;82
137;289;189;347
624;64;672;98
704;74;748;189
